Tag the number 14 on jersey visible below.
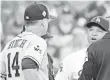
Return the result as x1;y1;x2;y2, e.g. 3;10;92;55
7;52;20;77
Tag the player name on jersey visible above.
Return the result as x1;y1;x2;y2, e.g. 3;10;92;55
8;39;27;49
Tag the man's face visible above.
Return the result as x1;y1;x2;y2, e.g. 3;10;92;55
87;26;107;44
26;19;49;36
35;18;49;36
43;18;49;33
59;14;73;34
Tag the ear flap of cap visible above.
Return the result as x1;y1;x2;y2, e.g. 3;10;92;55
106;17;110;31
48;15;56;19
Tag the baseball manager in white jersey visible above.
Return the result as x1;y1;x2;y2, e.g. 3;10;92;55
0;2;55;80
55;16;109;80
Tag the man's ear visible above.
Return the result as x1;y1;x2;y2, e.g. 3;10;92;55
41;19;45;27
109;20;110;32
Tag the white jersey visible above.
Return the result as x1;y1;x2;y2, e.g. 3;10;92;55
0;32;47;80
55;48;87;80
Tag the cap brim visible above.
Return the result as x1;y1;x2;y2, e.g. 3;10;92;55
86;22;108;31
86;22;100;28
41;32;53;39
48;15;56;19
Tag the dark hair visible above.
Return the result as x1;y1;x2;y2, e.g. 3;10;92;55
21;25;25;33
25;20;39;25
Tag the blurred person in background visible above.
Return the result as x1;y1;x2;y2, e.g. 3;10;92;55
48;8;76;60
0;21;3;52
1;1;27;50
47;3;90;73
47;8;75;69
103;1;110;17
78;17;110;80
0;2;55;80
55;16;109;80
84;1;106;20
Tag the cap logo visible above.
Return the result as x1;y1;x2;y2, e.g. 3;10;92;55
96;17;100;23
42;11;46;17
26;16;29;19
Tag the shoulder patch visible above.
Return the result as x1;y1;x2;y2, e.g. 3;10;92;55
34;45;42;54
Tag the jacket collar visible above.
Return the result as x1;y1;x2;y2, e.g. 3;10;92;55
103;32;110;39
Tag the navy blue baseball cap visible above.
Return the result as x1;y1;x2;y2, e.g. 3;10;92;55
86;16;109;32
24;2;55;21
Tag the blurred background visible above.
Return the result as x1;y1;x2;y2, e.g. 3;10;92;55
1;0;110;74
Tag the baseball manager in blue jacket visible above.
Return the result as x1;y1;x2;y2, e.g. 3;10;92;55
79;16;110;80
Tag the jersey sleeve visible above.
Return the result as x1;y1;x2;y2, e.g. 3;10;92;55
0;52;5;63
23;37;47;66
0;49;6;79
0;44;8;63
23;69;48;80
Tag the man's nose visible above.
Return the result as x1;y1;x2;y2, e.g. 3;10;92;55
92;32;97;36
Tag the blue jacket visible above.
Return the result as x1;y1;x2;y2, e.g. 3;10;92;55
79;32;110;80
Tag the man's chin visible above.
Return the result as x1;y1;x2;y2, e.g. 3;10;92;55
91;40;97;43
